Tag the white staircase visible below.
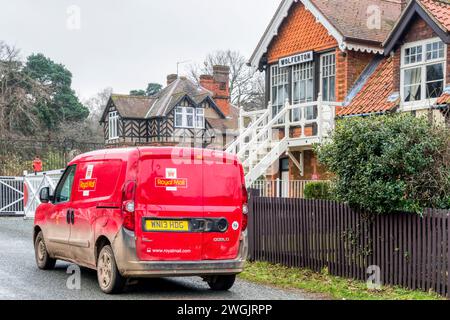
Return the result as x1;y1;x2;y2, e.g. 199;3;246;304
227;97;339;186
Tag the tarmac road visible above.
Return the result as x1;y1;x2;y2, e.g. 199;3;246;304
0;217;322;300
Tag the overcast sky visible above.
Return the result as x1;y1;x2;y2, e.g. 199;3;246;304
0;0;279;100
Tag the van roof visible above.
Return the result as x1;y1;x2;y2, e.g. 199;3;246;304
69;147;239;165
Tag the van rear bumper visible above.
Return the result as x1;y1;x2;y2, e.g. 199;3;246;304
112;228;248;278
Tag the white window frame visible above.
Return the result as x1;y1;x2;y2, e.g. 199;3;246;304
195;108;205;129
291;61;315;123
400;37;447;111
174;106;204;129
320;52;336;102
108;111;119;140
270;64;289;124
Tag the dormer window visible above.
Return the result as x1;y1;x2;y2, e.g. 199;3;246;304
401;38;446;104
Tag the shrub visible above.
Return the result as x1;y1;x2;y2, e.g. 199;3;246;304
316;113;450;214
304;181;332;200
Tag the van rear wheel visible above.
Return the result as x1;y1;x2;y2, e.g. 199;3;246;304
34;231;56;270
207;275;236;291
97;245;126;294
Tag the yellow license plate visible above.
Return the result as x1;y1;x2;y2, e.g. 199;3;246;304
145;220;189;232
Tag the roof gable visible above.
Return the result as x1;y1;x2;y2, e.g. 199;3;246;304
384;0;450;54
266;2;337;63
249;0;402;69
145;77;225;118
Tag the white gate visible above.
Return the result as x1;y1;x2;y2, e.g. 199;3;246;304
24;170;64;218
0;176;25;216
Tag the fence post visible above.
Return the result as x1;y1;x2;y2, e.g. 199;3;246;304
247;189;260;261
276;178;281;198
448;212;450;298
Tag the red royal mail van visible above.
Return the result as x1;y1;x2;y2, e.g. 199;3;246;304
33;147;248;294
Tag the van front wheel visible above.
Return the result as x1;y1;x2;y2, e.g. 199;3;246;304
34;231;56;270
97;245;126;294
207;275;236;291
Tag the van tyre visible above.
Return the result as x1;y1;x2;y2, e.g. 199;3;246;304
97;245;126;294
207;275;236;291
34;231;56;270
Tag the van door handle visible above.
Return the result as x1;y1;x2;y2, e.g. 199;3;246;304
66;210;71;224
71;210;75;225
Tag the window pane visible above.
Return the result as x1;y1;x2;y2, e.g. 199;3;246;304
427;81;443;98
305;105;318;120
195;109;204;128
426;40;444;61
186;113;193;127
292;108;301;122
307;79;314;101
322;78;329;101
404;67;421;85
175;114;182;127
55;166;76;203
293;82;300;103
404;45;423;64
321;53;335;101
329;76;335;101
292;62;314;104
404;85;421;102
426;63;443;82
271;65;289;115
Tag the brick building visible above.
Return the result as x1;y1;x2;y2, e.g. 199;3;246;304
230;0;450;196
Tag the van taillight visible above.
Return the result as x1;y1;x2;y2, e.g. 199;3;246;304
122;181;136;231
242;184;248;231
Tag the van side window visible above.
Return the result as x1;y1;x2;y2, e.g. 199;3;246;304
54;165;77;203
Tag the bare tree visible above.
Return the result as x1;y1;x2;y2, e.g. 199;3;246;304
187;50;265;110
0;42;49;138
55;87;113;143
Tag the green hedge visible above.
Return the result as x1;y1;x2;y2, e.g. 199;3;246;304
304;181;332;200
316;113;450;214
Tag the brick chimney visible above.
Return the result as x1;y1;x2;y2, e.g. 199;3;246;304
199;65;231;116
167;74;178;86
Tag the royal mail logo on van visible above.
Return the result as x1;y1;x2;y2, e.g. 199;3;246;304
79;179;97;192
156;168;187;191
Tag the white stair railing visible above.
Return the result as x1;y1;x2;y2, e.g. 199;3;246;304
245;138;288;186
229;98;341;186
226;109;269;155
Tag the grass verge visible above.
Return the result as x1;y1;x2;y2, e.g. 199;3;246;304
239;261;444;300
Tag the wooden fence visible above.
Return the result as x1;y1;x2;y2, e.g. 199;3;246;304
248;196;450;297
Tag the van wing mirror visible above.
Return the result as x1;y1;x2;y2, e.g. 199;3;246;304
39;187;53;204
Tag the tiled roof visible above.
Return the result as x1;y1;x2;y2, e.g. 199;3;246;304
337;57;397;116
420;0;450;31
437;93;450;104
147;77;214;117
312;0;402;43
110;95;156;119
267;2;337;63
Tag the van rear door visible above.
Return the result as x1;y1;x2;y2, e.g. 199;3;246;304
135;148;204;261
201;150;243;260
